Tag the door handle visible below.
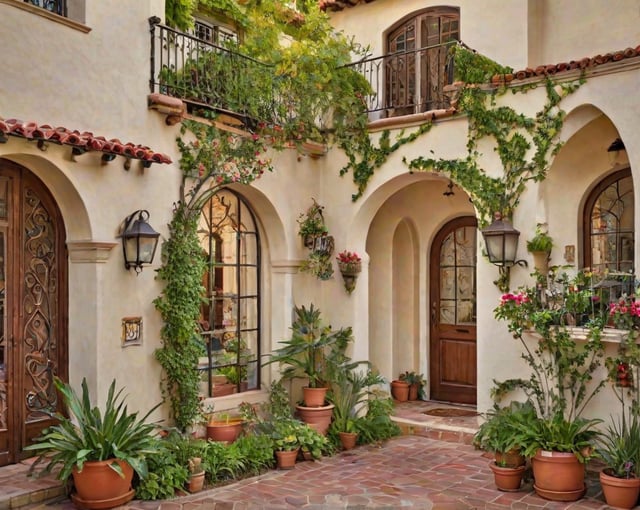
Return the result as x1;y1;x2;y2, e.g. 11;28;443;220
431;302;437;326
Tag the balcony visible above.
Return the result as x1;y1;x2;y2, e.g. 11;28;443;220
22;0;66;16
148;19;456;128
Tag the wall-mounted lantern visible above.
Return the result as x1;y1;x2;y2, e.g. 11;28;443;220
481;212;527;291
120;210;160;273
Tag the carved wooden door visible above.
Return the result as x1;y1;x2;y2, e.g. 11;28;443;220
429;216;477;404
0;159;67;466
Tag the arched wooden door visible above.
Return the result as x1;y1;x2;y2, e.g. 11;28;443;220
0;159;68;466
429;216;476;404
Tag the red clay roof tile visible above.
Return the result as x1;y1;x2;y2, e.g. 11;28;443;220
0;117;172;165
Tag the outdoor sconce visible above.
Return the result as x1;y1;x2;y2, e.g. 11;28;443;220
120;210;160;273
481;212;527;292
607;137;626;166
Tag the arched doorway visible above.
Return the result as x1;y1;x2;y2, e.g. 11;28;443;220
0;159;68;466
429;216;477;404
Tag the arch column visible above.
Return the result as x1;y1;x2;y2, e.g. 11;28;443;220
66;241;117;398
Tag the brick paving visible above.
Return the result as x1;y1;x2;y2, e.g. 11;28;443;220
0;402;615;509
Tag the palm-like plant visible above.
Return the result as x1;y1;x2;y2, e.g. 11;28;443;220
266;304;352;388
26;377;161;481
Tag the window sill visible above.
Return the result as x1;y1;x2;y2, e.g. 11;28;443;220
1;0;91;33
525;327;630;344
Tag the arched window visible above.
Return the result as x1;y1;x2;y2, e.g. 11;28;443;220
583;168;634;275
385;7;459;117
198;189;261;397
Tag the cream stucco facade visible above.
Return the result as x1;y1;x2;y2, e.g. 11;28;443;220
1;0;640;463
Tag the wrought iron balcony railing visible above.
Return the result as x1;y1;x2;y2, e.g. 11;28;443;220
349;41;456;118
149;18;277;127
24;0;66;16
149;18;456;125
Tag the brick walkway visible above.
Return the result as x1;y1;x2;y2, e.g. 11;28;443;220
2;402;614;509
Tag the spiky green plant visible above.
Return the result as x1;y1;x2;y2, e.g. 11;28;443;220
25;377;161;481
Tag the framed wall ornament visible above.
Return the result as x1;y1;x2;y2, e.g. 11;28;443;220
121;317;142;346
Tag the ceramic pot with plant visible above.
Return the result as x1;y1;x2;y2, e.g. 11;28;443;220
25;377;160;509
597;413;640;509
390;379;409;402
271;419;305;469
526;224;553;275
266;304;352;409
494;270;607;501
187;457;205;493
399;371;426;401
206;412;244;443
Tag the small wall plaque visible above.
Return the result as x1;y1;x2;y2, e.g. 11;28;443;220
122;317;142;347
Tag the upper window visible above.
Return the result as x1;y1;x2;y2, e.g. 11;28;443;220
24;0;66;16
193;16;238;46
198;189;260;397
385;7;459;117
584;168;634;275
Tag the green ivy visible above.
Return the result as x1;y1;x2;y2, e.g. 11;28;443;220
154;114;273;430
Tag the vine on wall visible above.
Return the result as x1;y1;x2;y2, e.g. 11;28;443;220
154;117;273;430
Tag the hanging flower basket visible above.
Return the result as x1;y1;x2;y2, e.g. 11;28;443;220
336;251;362;294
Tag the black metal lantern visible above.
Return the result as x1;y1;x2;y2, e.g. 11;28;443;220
481;212;527;291
120;210;160;273
481;212;522;267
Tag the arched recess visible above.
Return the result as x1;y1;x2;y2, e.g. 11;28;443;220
391;219;419;376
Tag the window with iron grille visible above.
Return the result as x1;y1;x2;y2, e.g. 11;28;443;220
584;168;634;277
197;189;261;397
385;7;459;117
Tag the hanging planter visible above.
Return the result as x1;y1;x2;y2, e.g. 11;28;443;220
336;251;362;294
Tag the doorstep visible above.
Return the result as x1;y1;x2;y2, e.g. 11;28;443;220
390;400;481;445
0;458;65;510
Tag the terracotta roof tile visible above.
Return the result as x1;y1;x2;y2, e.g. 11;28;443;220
491;45;640;84
0;117;172;165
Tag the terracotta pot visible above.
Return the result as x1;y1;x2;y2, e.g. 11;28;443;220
206;420;243;443
188;472;205;493
600;469;640;509
489;462;526;491
531;450;586;501
296;404;334;435
390;380;409;402
531;250;550;275
408;383;419;401
338;431;358;450
212;383;237;397
303;386;328;407
495;449;525;469
71;459;134;503
275;448;299;469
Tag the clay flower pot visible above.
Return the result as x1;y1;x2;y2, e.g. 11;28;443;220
390;380;410;402
338;431;358;451
531;450;586;501
600;469;640;509
489;462;526;491
275;448;299;469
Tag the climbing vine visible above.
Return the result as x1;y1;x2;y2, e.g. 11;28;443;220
404;48;585;226
154;116;273;430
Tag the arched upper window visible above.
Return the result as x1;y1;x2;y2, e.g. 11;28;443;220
385;7;459;117
198;189;261;397
583;168;634;275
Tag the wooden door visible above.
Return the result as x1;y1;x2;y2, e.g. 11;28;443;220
0;159;68;466
429;216;477;404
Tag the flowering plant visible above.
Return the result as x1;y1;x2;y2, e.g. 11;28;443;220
609;294;640;331
336;251;361;265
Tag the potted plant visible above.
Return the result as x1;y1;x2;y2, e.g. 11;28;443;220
187;457;205;493
206;412;245;443
26;377;160;509
494;270;607;501
399;371;426;401
328;360;384;451
266;304;353;433
474;401;536;491
390;379;410;402
526;224;553;275
597;413;640;509
271;419;304;469
297;199;328;249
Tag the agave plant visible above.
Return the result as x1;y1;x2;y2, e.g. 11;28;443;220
26;377;161;481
